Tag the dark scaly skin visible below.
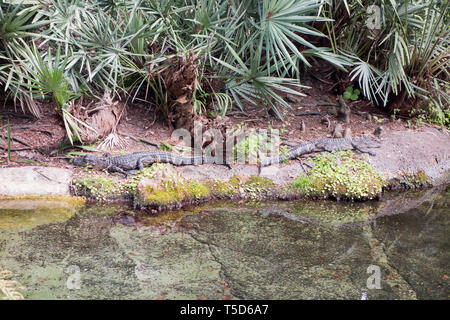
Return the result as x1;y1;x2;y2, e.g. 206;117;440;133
259;137;381;172
73;151;230;176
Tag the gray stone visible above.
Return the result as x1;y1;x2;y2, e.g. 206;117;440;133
368;127;450;185
374;126;383;137
343;128;352;139
332;124;343;138
0;166;72;196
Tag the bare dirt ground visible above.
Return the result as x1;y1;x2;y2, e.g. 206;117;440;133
1;76;449;183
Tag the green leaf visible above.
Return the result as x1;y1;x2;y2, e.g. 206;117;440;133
343;91;352;100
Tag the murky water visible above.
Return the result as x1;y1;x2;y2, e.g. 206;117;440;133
0;186;448;300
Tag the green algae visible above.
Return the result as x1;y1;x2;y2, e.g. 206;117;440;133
0;197;84;230
291;151;385;200
0;266;25;300
291;200;378;224
0;186;448;299
138;208;200;227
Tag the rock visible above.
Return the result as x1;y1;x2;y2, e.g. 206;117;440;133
181;164;233;181
367;127;450;185
113;212;136;227
337;96;350;123
327;107;338;116
259;166;280;180
332;124;343;138
374;126;383;137
321;116;330;128
344;128;352;139
0;167;72;196
285;94;299;103
300;120;306;132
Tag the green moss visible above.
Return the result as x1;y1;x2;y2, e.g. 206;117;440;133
292;173;311;192
139;177;211;207
241;176;275;198
393;170;431;189
207;179;239;198
409;170;430;187
145;183;184;205
187;182;211;199
73;163;173;201
243;176;274;190
291;151;385;200
415;171;429;185
122;164;166;195
228;175;241;188
73;174;124;201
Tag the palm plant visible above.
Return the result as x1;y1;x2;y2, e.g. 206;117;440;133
2;0;355;125
10;42;95;144
132;0;352;119
0;1;50;116
322;0;449;112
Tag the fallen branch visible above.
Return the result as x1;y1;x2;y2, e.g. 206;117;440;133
295;111;321;116
0;134;32;147
317;103;339;107
118;132;159;148
0;111;34;119
0;145;35;151
298;159;308;173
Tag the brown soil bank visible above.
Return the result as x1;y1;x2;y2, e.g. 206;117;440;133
1;126;449;210
133;126;449;209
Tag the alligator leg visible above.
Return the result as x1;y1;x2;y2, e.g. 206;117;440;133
215;159;232;169
137;158;145;170
107;165;129;177
126;170;140;175
223;163;232;169
351;142;376;156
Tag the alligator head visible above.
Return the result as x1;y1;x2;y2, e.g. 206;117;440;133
73;154;111;170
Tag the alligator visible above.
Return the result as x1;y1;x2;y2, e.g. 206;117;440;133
73;151;230;176
259;137;381;172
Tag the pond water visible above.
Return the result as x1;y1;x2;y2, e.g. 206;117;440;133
0;185;448;300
